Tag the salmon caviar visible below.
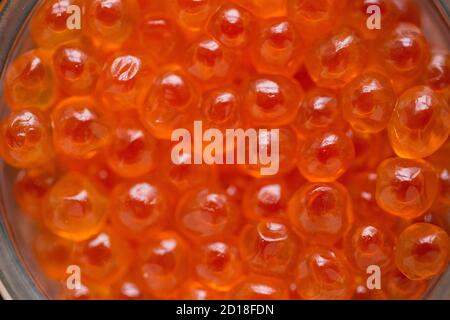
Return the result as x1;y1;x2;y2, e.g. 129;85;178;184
297;130;355;182
242;178;292;221
395;223;450;280
75;227;133;284
106;116;157;178
42;172;107;241
52;41;101;96
0;109;53;168
251;18;304;76
14;167;57;219
344;222;395;274
33;230;75;280
179;281;224;300
376;157;439;219
377;23;430;92
207;3;253;49
383;268;428;300
60;282;112;300
342;71;396;133
347;0;400;40
1;0;449;301
342;171;396;225
239;221;299;276
138;231;190;299
186;37;236;86
305;27;367;88
294;246;354;300
194;240;243;291
176;187;238;242
30;0;84;48
97;53;153;112
109;180;169;241
425;51;450;97
427;140;450;205
288;182;353;244
111;274;147;300
244;75;303;125
84;0;139;52
294;87;340;138
240;125;299;177
231;275;289;300
236;0;288;19
51;97;111;159
140;65;199;139
388;86;450;159
134;15;182;64
4;50;57;111
286;0;346;43
170;0;215;32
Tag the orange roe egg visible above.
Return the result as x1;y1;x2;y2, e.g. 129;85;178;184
207;3;254;49
135;15;183;64
297;130;355;182
342;71;396;133
239;221;299;276
106;117;157;178
14;167;57;219
395;223;450;280
427;140;450;205
186;37;235;86
383;268;428;300
4;50;57;111
139;232;190;299
426;51;450;90
75;227;133;284
194;240;243;291
376;157;439;219
97;53;153;112
294;246;354;300
51;97;111;159
294;87;340;138
240;125;299;177
0;109;53;168
176;187;238;242
236;0;287;19
344;221;395;274
288;181;353;244
109;180;169;241
84;0;139;51
52;42;101;96
111;274;147;300
251;18;304;75
388;86;450;159
43;172;106;241
342;171;396;224
305;27;367;88
30;0;84;48
140;65;200;140
347;0;400;40
287;0;346;43
170;0;215;31
242;178;292;221
378;23;430;91
34;230;75;280
180;281;224;300
244;75;304;126
232;275;289;300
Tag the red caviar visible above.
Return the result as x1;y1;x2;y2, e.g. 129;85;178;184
0;0;448;300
